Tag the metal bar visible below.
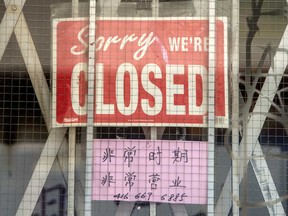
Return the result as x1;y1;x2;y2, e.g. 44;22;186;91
251;143;285;216
9;5;70;215
67;1;79;215
68;127;76;215
0;0;24;61
72;0;79;17
170;205;189;216
207;0;216;215
150;127;157;216
2;0;50;128
152;0;159;17
15;128;68;216
215;170;232;215
75;171;86;216
14;12;51;130
0;1;84;216
215;25;288;216
115;202;135;216
85;0;97;215
142;127;165;140
231;0;240;215
15;11;85;216
150;1;159;215
5;5;68;216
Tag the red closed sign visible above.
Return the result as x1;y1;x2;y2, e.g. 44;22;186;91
52;18;228;127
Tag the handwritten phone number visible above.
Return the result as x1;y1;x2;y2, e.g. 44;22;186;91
113;192;188;202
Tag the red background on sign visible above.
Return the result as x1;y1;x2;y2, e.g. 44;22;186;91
54;18;227;126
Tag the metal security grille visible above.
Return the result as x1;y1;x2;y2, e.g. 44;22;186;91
0;0;287;216
236;1;288;215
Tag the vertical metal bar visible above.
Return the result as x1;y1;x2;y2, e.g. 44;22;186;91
152;0;159;17
72;0;79;18
150;127;157;216
68;127;76;215
207;0;216;215
68;1;79;215
85;0;97;215
231;0;240;215
150;2;159;215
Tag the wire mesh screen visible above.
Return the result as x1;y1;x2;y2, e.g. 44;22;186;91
0;0;287;216
237;1;288;215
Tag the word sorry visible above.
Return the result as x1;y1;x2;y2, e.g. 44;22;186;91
70;25;156;60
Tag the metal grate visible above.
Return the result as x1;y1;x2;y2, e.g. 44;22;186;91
0;0;287;216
